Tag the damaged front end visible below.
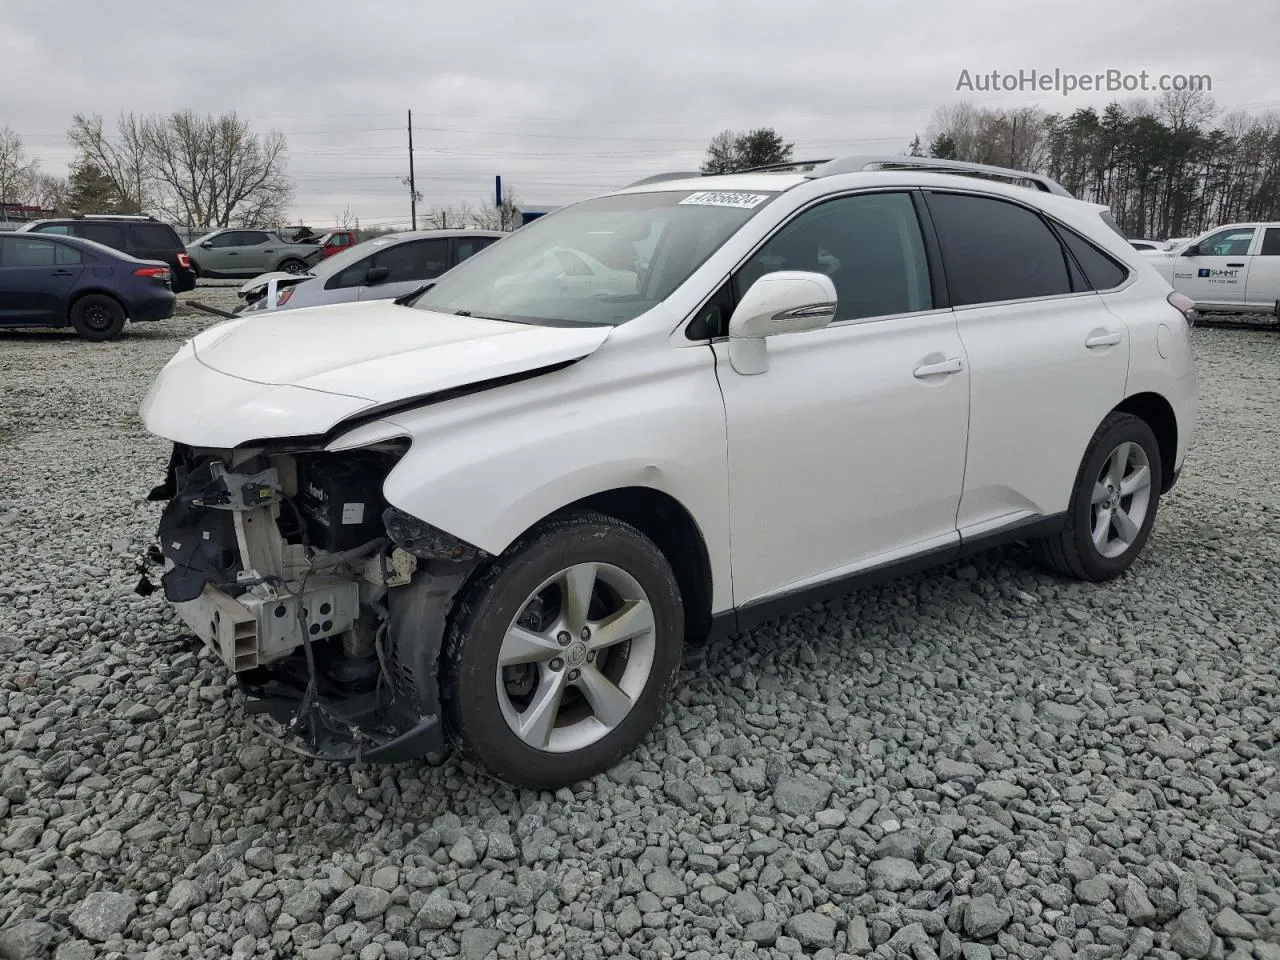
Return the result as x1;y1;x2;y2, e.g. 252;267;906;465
140;440;484;764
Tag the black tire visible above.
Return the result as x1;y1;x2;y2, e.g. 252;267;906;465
1032;412;1163;582
279;259;308;275
69;294;127;342
440;511;684;788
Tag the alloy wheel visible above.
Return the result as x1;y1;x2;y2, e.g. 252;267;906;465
496;562;656;753
1090;441;1153;559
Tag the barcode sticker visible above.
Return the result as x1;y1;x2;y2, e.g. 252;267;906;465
678;191;770;209
341;502;364;525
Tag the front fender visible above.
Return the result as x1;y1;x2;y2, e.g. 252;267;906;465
375;340;734;613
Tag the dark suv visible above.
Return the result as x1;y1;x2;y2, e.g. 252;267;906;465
18;215;197;292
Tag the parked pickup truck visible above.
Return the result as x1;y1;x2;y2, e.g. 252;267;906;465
186;228;327;279
1148;222;1280;315
316;230;359;259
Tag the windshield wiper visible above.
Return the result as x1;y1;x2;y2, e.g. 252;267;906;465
392;280;437;306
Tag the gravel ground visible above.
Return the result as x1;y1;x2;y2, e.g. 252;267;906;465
1;296;1278;960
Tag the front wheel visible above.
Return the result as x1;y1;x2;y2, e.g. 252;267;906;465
1032;412;1163;581
440;512;684;788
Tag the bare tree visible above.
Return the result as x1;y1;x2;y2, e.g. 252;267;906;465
68;113;149;213
142;111;293;227
335;205;358;230
1157;89;1217;133
471;186;521;231
425;203;475;229
31;173;69;213
0;126;37;209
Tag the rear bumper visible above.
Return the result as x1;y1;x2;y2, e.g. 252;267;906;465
129;291;177;322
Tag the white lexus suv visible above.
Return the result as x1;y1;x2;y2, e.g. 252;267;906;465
138;156;1198;788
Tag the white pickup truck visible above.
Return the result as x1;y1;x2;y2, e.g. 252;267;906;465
1148;222;1280;315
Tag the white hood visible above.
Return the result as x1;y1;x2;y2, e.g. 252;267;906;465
140;300;612;447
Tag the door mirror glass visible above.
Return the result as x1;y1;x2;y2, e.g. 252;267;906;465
365;265;390;285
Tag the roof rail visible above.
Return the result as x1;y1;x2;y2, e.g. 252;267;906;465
624;172;703;188
808;155;1073;196
74;213;158;221
736;159;834;174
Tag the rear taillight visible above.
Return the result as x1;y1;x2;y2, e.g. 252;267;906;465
176;253;191;269
276;286;295;307
1167;291;1197;326
134;266;170;279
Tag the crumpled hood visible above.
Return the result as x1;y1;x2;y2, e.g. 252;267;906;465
140;300;611;447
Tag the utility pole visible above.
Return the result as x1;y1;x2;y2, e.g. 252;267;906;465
407;109;417;230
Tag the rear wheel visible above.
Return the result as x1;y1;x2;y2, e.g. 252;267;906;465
69;294;127;341
440;512;684;788
279;258;308;275
1032;412;1162;581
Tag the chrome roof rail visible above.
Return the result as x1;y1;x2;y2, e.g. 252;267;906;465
808;155;1074;197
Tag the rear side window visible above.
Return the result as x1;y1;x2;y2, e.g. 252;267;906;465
3;237;58;267
1057;226;1130;290
80;222;128;250
926;191;1072;306
240;231;271;245
33;223;73;235
1259;228;1280;256
129;223;180;249
55;244;83;265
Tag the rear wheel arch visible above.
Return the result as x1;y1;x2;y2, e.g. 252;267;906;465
1113;392;1177;493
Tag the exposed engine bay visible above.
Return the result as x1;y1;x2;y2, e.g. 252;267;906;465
139;441;485;763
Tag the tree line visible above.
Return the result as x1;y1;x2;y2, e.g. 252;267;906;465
0;111;292;228
919;90;1280;239
700;93;1280;241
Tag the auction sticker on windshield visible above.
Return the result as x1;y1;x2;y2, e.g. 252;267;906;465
679;191;771;209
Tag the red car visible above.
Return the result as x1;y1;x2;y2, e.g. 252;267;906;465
316;230;359;259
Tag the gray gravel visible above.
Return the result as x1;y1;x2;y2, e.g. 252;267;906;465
1;301;1279;960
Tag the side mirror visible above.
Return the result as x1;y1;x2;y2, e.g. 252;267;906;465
200;241;213;249
727;271;837;375
1181;244;1199;257
365;265;390;285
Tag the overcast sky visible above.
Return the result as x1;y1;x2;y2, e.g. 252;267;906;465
3;0;1278;228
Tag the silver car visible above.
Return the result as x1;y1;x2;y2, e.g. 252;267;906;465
236;229;506;313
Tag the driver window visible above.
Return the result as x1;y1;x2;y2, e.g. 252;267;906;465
1197;228;1255;257
732;192;932;325
330;254;375;289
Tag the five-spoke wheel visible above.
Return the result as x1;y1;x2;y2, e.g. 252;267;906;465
441;512;683;788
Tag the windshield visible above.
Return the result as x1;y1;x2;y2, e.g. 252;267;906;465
411;189;778;326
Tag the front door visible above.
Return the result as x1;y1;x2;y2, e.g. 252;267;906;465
0;236;84;324
713;190;970;607
1173;225;1255;309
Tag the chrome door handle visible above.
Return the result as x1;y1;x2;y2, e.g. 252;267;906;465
1085;332;1122;348
913;357;964;378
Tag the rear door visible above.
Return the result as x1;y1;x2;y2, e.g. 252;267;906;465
233;230;275;273
1244;226;1280;311
0;236;85;324
1173;226;1254;309
357;237;451;300
923;189;1132;534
